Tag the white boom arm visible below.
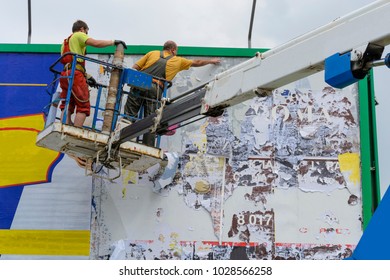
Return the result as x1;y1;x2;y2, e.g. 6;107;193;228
201;0;390;115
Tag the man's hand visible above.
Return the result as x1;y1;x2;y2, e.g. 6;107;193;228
209;58;221;64
114;40;127;49
86;75;99;88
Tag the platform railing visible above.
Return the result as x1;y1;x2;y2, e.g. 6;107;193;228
43;52;172;147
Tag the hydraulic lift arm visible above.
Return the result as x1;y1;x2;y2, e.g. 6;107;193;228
116;0;390;146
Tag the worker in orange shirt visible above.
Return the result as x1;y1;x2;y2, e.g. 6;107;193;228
124;40;220;146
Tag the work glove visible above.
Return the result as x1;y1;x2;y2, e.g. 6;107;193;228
86;75;99;88
114;40;127;49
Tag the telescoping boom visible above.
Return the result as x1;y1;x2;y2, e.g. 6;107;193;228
116;0;390;145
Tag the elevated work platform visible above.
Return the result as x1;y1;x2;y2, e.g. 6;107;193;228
36;49;172;173
36;122;165;172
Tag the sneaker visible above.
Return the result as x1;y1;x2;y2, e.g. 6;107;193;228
69;155;92;171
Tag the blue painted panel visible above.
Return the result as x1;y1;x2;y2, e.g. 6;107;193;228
0;53;57;83
0;186;24;229
0;53;62;229
349;187;390;259
0;53;58;118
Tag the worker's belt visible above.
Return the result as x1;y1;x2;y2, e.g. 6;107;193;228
64;62;86;74
152;78;165;89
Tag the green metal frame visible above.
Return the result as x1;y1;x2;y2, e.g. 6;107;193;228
0;43;380;228
359;72;381;229
0;43;267;57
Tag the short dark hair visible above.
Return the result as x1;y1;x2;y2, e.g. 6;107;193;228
72;20;89;33
163;40;177;51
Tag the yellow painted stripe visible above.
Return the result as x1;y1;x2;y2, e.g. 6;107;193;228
0;230;90;256
0;113;44;131
338;152;361;185
0;83;47;87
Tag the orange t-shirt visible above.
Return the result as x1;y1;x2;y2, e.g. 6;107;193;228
135;50;193;81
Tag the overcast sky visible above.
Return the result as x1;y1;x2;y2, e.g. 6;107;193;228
1;0;389;196
0;0;379;47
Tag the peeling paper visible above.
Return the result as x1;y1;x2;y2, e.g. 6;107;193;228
298;159;345;194
110;239;126;260
338;152;361;197
122;169;138;185
89;57;363;260
152;152;180;192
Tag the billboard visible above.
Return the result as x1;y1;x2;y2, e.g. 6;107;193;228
0;46;375;259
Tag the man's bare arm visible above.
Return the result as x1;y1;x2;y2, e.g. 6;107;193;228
191;58;221;67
